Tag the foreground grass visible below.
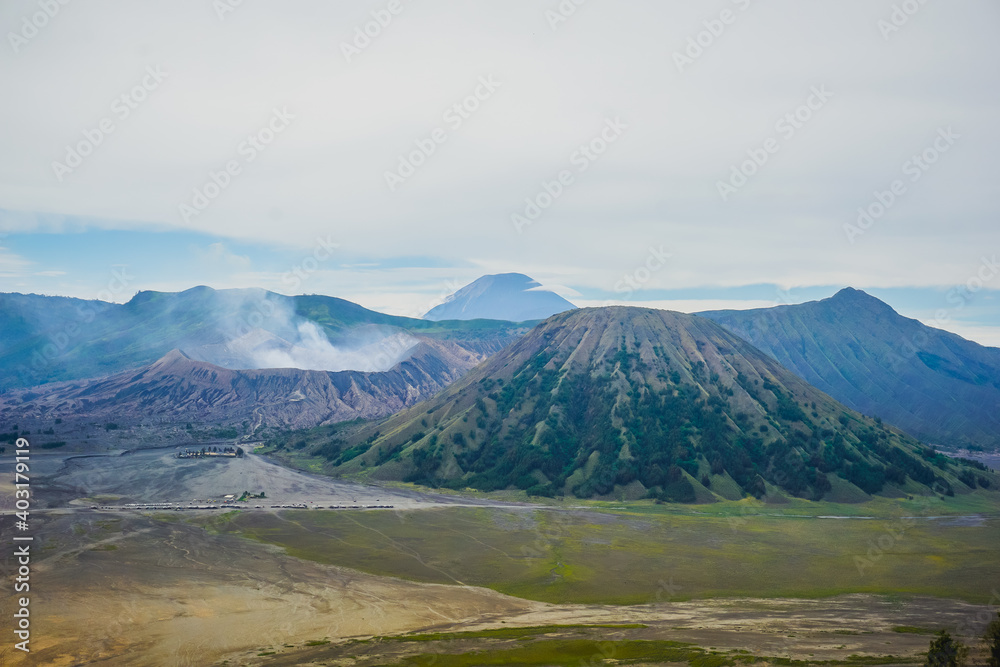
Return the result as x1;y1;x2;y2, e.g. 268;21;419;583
195;496;999;605
385;638;921;667
259;622;934;667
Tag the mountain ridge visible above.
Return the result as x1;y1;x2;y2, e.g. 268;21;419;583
699;288;1000;450
285;306;994;501
0;336;486;431
0;286;529;391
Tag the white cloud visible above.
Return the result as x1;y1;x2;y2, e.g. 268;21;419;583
0;0;997;299
0;245;31;279
192;242;252;269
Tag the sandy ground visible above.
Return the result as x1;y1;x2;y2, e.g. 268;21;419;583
955;449;1000;472
0;513;541;666
0;510;995;667
0;447;518;511
1;449;996;666
0;449;526;666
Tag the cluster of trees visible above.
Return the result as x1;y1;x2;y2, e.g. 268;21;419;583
0;425;22;444
924;614;1000;667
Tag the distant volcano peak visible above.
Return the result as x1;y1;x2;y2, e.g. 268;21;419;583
423;273;576;322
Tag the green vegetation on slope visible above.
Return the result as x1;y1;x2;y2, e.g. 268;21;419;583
281;307;997;502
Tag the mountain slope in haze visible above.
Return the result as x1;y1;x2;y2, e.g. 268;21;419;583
0;337;484;431
423;273;576;322
700;288;1000;451
0;286;529;391
290;307;994;501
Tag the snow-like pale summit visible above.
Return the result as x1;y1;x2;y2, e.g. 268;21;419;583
423;273;576;322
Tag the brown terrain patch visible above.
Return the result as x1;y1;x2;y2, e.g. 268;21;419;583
0;513;540;666
0;511;993;667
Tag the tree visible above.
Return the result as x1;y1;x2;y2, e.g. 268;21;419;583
926;631;967;667
984;612;1000;667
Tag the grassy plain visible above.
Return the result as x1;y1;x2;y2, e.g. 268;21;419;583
243;613;975;667
386;637;919;667
197;492;1000;606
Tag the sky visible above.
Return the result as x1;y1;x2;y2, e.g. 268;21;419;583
1;0;999;345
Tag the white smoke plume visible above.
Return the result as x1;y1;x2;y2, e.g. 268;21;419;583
252;321;419;372
176;288;421;373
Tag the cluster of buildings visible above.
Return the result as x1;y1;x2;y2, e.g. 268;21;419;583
177;446;241;458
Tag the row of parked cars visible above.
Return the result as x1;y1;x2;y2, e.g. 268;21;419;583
90;502;397;511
